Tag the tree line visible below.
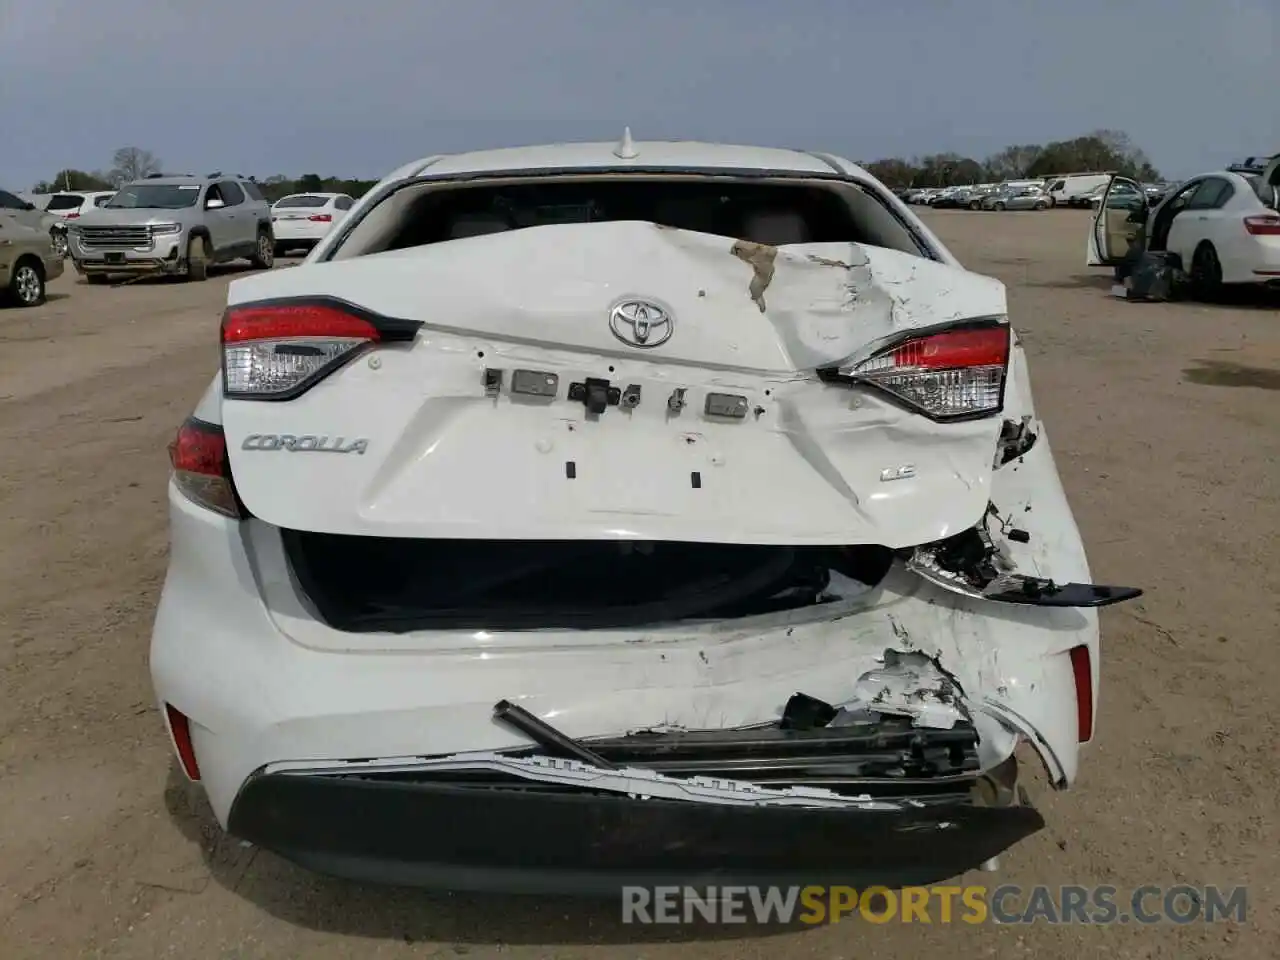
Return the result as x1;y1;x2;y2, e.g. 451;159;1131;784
861;129;1162;189
32;130;1164;199
31;147;377;201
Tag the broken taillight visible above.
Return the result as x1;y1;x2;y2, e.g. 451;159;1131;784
825;320;1010;420
168;417;246;519
1243;214;1280;236
221;297;421;400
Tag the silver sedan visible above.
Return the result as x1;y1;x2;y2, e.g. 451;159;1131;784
983;187;1051;211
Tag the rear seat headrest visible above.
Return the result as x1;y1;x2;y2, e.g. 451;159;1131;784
740;209;810;245
448;212;511;239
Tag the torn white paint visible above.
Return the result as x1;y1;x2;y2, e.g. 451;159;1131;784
830;651;968;730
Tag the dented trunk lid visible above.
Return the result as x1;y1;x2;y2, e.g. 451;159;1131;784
220;221;1008;545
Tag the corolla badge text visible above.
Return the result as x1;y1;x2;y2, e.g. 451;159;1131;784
241;434;369;454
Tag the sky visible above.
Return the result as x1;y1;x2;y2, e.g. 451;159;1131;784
2;0;1276;190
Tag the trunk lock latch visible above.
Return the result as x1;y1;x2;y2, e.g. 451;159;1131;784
568;378;621;414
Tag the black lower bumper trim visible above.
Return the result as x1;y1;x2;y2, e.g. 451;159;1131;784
228;772;1043;895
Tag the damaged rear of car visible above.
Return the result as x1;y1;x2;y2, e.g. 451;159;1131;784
151;140;1140;893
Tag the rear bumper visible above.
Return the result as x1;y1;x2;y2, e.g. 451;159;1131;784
272;222;329;243
228;769;1044;894
73;256;183;276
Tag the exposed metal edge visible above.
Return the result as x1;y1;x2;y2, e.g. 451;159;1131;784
979;699;1068;789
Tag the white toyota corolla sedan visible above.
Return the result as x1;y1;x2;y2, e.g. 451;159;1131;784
152;134;1140;893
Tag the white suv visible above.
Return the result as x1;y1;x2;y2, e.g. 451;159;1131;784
152;137;1140;893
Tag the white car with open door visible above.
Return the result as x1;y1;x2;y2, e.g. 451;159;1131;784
1088;157;1280;295
152;135;1141;893
270;192;355;257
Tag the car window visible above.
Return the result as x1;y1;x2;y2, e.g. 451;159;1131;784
94;195;113;207
275;195;330;208
1105;182;1144;210
1163;181;1202;213
1048;180;1065;191
332;175;932;262
241;181;266;202
109;184;201;209
1185;178;1234;210
335;196;354;210
0;189;34;210
218;181;245;206
46;194;85;211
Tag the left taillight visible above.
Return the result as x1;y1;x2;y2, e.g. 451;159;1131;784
221;298;420;400
168;417;246;519
1244;214;1280;236
823;320;1010;421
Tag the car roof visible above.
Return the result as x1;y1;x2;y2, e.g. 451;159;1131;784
406;138;858;179
127;176;208;186
275;192;343;199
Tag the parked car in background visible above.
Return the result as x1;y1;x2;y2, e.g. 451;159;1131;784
1088;157;1280;295
1086;181;1133;209
43;191;116;257
1141;182;1172;206
1;187;60;234
270;192;355;256
983;185;1050;211
67;174;275;283
933;186;993;210
0;215;64;307
1045;173;1112;208
152;135;1140;892
44;191;117;219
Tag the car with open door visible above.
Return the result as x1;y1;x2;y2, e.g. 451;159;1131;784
152;135;1142;894
1087;158;1280;296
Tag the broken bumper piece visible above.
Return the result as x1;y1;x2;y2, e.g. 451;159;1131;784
907;522;1142;608
231;741;1043;894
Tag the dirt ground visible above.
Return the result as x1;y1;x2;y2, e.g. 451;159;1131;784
2;210;1277;959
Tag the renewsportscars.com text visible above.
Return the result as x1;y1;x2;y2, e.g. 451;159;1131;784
621;884;1248;925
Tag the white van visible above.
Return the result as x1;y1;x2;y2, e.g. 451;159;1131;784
1045;173;1112;208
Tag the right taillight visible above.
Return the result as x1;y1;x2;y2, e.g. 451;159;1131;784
221;297;421;400
1244;214;1280;236
823;320;1010;421
169;417;245;519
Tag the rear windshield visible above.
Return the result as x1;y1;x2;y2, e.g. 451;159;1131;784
46;194;85;211
1246;175;1278;210
332;176;928;260
275;195;329;208
106;184;201;209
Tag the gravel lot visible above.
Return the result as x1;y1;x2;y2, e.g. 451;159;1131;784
2;210;1276;959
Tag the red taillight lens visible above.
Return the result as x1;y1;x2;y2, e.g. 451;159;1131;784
169;417;245;518
66;212;80;219
1069;645;1094;743
165;703;201;780
221;298;420;400
838;322;1010;420
308;213;333;222
223;302;381;343
1244;214;1280;236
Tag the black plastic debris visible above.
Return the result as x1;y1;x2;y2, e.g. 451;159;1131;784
779;692;838;731
1115;251;1182;302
